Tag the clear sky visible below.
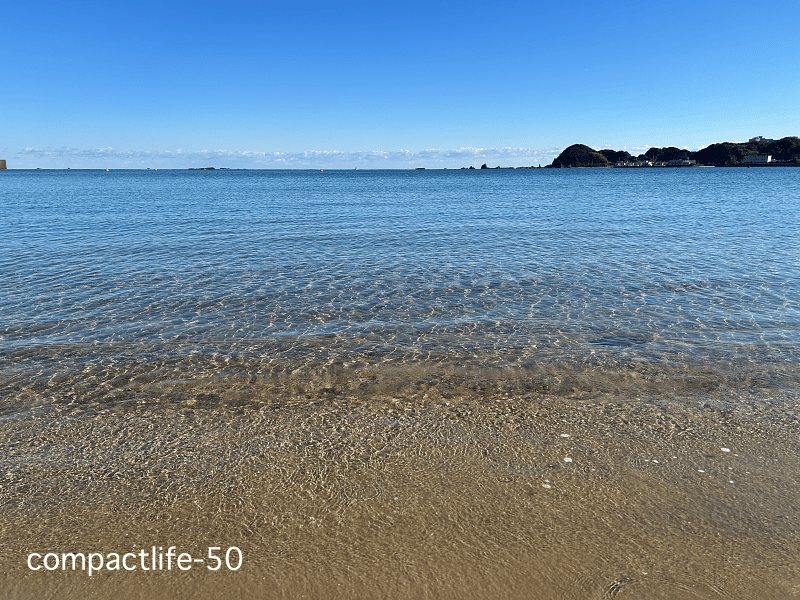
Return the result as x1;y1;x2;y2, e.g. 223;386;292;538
3;0;798;168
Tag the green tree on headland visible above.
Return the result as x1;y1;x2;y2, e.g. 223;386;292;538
551;144;611;168
692;143;750;166
598;149;632;163
762;136;800;160
643;147;691;162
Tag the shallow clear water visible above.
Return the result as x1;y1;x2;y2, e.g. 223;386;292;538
1;168;799;405
3;168;800;599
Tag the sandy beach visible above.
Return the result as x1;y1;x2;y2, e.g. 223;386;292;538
2;360;799;599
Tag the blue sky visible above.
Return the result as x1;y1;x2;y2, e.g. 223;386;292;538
3;0;798;168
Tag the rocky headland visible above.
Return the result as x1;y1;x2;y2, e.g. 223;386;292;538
549;136;800;168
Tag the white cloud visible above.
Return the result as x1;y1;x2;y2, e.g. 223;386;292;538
11;145;562;169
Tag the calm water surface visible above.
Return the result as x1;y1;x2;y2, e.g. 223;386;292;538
3;168;800;599
1;168;799;407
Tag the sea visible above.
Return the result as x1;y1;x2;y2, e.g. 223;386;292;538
1;167;799;411
2;168;800;598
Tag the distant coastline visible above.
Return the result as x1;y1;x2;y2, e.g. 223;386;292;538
545;135;800;169
5;136;798;171
454;135;800;170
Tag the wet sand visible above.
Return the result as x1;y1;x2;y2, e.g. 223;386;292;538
1;362;800;599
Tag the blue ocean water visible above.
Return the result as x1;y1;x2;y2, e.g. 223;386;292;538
1;168;799;404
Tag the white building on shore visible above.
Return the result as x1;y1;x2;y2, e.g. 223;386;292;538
742;155;772;164
614;160;652;167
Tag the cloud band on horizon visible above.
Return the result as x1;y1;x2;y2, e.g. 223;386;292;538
11;146;564;169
